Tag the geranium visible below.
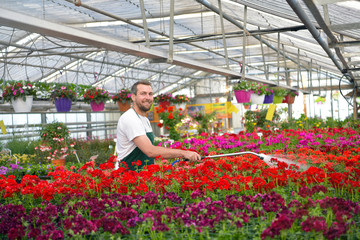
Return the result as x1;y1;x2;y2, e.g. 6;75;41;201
288;91;299;97
173;94;190;104
50;84;77;101
83;87;111;104
2;80;36;102
112;88;132;103
154;93;174;104
36;121;75;161
249;82;267;95
156;105;184;141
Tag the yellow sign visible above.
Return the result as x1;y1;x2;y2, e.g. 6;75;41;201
265;104;277;121
0;120;7;134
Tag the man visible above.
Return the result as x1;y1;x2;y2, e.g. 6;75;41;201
115;81;201;171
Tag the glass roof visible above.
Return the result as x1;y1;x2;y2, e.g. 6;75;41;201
0;0;359;96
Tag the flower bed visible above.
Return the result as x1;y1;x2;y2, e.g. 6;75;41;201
1;127;360;239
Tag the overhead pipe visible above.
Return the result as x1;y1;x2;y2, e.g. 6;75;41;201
286;0;353;82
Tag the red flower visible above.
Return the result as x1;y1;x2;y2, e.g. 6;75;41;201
157;123;163;128
168;112;173;119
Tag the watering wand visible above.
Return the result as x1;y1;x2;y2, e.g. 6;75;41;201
171;151;308;171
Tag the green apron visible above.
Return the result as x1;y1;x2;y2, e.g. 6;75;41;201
121;109;155;171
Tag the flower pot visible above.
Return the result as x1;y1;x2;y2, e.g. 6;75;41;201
11;95;33;113
51;158;65;167
117;101;131;112
282;95;295;104
234;90;251;103
54;97;72;112
90;101;105;111
243;104;251;110
159;101;171;110
175;103;186;111
273;96;284;104
263;93;274;104
250;93;265;105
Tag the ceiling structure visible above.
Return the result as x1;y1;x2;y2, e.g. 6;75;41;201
0;0;359;100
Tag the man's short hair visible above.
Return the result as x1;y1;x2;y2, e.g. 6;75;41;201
131;81;152;95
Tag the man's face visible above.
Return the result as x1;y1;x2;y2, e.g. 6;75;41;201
132;84;153;112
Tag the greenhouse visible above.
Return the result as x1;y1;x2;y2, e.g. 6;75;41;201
1;0;360;239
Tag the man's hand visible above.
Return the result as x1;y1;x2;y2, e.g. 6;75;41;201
182;150;201;162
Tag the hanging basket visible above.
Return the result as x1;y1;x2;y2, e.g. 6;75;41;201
250;93;265;105
273;96;284;104
90;101;105;111
54;97;72;112
117;101;131;112
51;158;66;167
11;96;33;113
263;93;274;104
234;90;251;103
159;101;171;110
282;95;295;104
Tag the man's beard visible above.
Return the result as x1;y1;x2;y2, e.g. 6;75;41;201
137;100;152;112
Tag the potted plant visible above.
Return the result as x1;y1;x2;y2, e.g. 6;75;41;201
35;121;75;166
154;93;174;110
283;90;299;104
156;105;184;141
112;88;132;111
263;87;274;104
272;88;288;104
2;80;36;112
173;94;190;110
50;84;77;112
233;81;251;103
83;87;111;111
249;82;266;105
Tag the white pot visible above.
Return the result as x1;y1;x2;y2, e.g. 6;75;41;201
250;93;265;105
11;95;33;113
175;103;187;110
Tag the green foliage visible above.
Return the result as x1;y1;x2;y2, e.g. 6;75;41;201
50;83;77;101
83;87;111;104
65;138;115;165
272;88;288;97
1;80;37;102
40;121;70;144
112;88;132;103
4;138;39;155
233;81;251;91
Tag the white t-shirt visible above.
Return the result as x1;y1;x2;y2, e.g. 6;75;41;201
115;108;153;167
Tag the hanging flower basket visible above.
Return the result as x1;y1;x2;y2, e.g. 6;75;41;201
90;101;105;111
234;90;251;103
263;93;274;104
273;96;284;104
54;97;72;112
250;93;265;105
11;95;33;113
117;101;131;112
282;95;295;104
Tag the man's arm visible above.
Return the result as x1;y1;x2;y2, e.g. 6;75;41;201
133;135;201;162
